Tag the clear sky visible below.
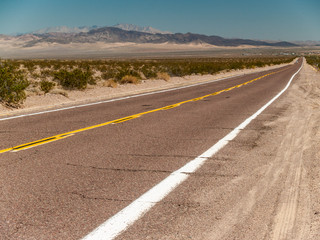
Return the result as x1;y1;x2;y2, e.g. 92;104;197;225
0;0;319;41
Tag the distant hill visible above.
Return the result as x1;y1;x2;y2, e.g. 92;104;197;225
292;40;320;46
2;25;297;48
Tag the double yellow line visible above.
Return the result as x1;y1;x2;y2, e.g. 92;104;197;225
0;68;287;154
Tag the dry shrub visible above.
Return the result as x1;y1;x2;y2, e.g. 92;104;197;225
120;75;140;84
53;67;94;90
156;72;170;81
26;87;42;97
0;60;29;107
104;79;118;88
40;80;55;93
51;89;69;97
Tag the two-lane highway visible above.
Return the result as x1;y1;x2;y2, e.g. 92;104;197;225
0;59;302;239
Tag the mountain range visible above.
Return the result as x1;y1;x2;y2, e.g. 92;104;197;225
1;24;298;48
28;24;171;35
113;24;172;34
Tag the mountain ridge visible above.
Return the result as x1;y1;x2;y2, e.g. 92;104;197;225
27;24;170;35
113;24;172;34
1;25;298;48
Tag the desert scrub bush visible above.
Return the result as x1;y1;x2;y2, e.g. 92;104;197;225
115;68;140;81
23;61;37;73
53;67;95;90
101;68;118;80
0;60;29;107
156;72;170;81
40;69;53;78
40;80;55;93
306;56;320;69
140;65;157;79
120;75;140;84
98;65;108;73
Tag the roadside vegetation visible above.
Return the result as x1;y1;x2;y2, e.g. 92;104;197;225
306;55;320;70
0;60;29;107
0;57;295;107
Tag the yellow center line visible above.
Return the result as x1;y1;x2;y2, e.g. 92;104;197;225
0;67;290;154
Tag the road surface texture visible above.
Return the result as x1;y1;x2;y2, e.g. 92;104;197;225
1;58;319;239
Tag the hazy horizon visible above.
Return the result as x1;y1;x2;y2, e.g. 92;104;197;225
0;0;319;41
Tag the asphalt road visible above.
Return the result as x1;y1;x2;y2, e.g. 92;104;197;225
0;59;302;240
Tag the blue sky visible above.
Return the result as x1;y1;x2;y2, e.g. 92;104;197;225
0;0;319;41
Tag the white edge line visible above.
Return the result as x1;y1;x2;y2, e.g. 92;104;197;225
81;63;303;240
0;65;287;122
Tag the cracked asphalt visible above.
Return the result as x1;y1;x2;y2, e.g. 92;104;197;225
0;59;303;239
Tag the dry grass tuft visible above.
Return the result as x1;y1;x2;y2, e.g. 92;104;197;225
157;72;170;81
120;75;140;84
104;79;118;88
26;86;42;96
51;89;69;97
